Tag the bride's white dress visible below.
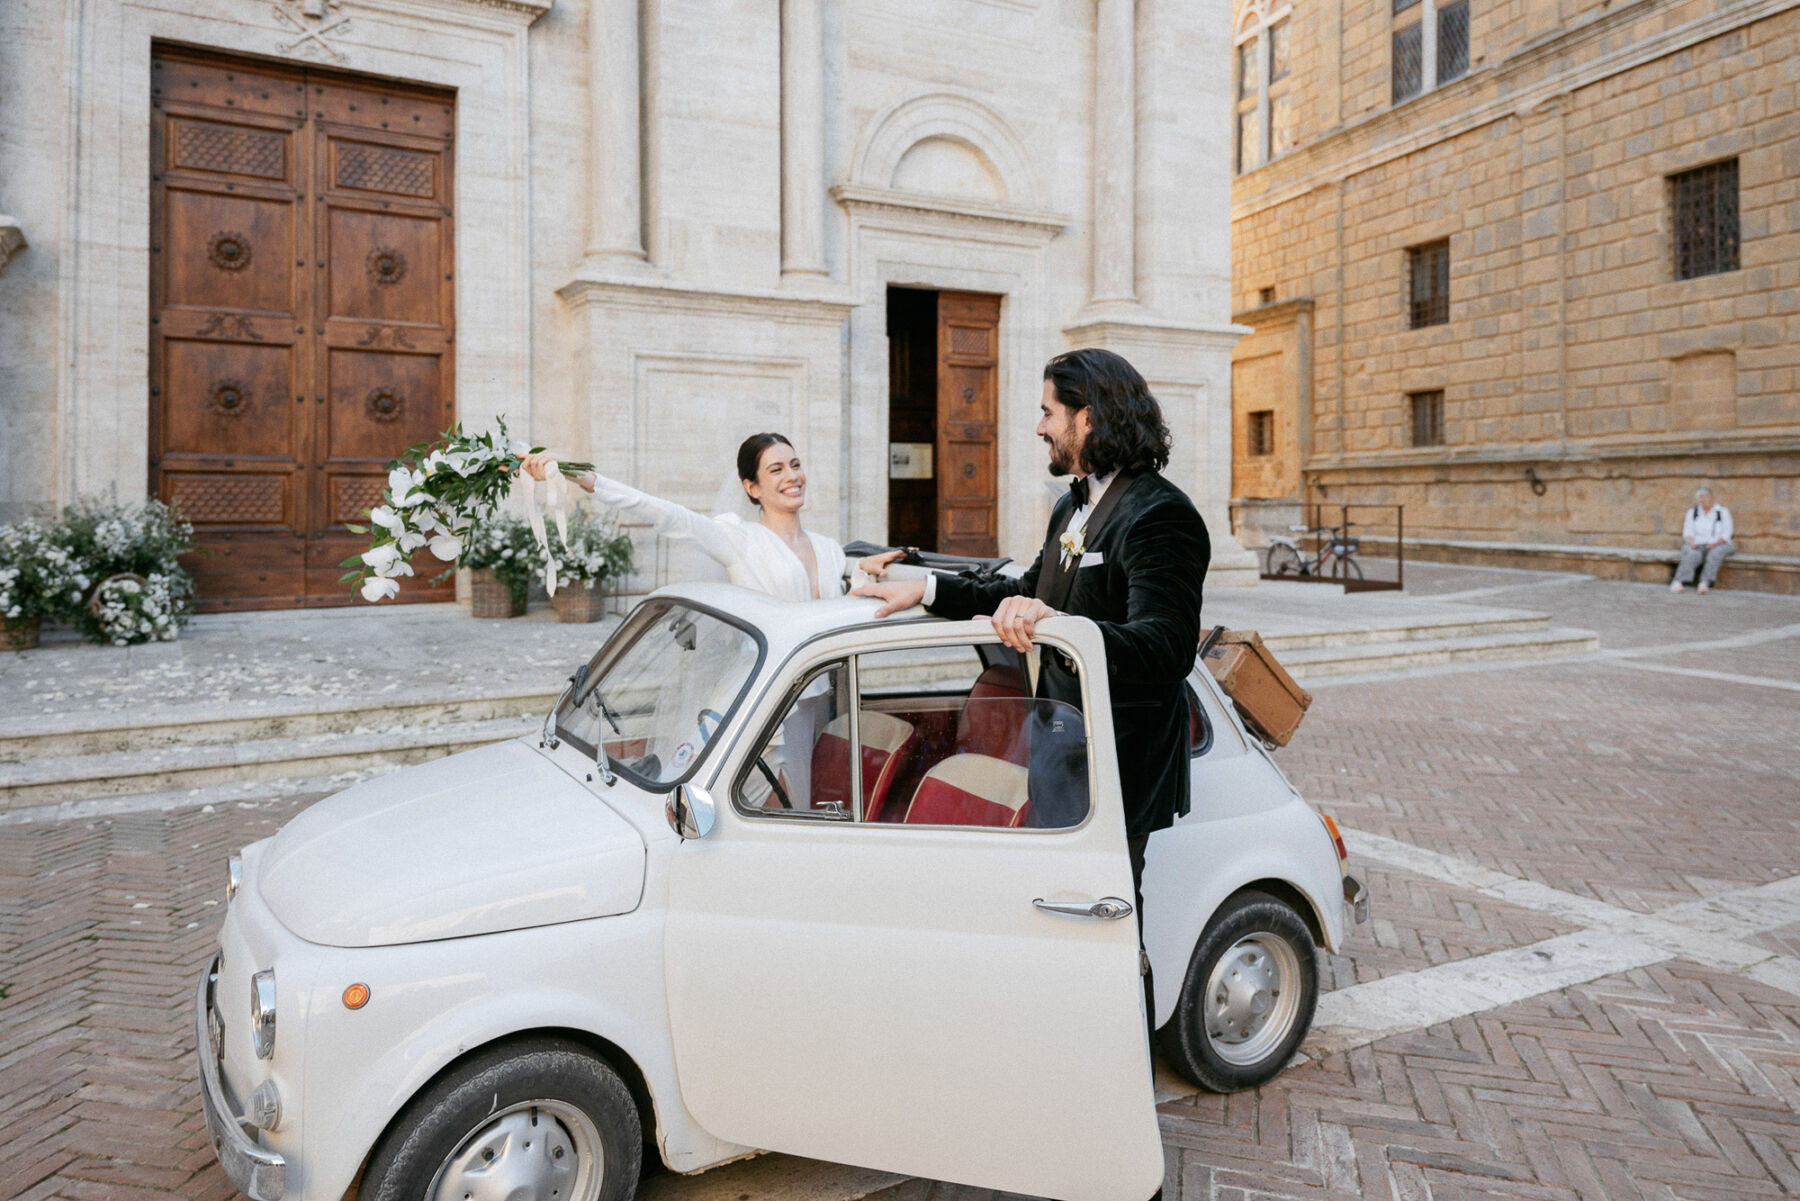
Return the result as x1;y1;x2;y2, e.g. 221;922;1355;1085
585;473;850;601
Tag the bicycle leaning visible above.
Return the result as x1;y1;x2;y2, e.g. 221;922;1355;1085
1264;519;1364;580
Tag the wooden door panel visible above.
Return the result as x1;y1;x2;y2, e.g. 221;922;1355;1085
161;189;298;313
323;206;446;325
159;339;298;458
152;46;454;610
935;292;1001;557
323;348;444;460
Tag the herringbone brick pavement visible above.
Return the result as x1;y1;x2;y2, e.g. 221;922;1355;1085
0;799;310;1201
1285;660;1800;915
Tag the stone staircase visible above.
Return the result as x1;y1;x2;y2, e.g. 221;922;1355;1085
1254;612;1598;680
0;598;1597;816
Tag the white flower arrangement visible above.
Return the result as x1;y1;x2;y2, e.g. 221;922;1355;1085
1;499;195;646
89;572;185;646
343;420;593;602
1058;527;1086;569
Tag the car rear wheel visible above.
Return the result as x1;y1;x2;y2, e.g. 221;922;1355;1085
360;1039;641;1201
1159;890;1318;1092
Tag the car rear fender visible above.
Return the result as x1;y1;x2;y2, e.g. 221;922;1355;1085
1142;802;1347;1030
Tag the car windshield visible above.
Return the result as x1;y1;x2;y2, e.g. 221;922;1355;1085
554;600;763;790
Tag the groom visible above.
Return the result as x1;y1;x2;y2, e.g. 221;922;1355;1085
854;348;1209;1015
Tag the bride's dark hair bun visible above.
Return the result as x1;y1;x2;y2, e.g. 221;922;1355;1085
736;433;794;489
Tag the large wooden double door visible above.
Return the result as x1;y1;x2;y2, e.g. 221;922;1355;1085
149;48;455;609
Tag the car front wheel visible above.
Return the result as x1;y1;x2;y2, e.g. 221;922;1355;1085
1160;890;1318;1092
360;1039;641;1201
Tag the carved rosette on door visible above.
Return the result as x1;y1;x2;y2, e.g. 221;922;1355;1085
148;47;455;610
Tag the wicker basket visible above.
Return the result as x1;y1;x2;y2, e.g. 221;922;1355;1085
552;579;609;623
470;569;525;619
1;616;41;652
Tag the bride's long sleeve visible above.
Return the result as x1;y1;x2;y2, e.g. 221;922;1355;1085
582;472;746;571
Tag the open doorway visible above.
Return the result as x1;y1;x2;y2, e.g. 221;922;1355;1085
884;286;1002;556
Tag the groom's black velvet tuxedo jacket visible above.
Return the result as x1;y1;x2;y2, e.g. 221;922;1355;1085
927;470;1209;837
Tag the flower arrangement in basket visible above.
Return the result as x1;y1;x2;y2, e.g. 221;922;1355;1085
0;499;195;649
343;421;592;604
550;509;635;623
459;515;540;619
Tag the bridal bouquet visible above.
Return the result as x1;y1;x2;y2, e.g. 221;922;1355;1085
343;420;592;602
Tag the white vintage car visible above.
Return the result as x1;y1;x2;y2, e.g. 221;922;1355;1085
197;582;1366;1201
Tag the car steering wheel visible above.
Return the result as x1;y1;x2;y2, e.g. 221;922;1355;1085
754;756;793;810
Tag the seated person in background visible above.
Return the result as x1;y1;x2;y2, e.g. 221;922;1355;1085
1671;487;1734;595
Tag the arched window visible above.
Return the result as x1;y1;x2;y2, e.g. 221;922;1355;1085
1234;0;1295;173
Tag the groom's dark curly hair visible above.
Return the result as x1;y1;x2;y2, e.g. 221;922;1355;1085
1043;348;1172;477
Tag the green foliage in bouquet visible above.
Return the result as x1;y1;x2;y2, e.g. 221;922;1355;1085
459;515;542;610
56;499;197;644
558;509;635;586
343;419;593;602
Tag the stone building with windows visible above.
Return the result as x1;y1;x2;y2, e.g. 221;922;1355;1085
0;0;1257;611
1228;0;1800;592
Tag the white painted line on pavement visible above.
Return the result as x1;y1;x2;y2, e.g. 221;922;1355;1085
1604;658;1800;693
1307;931;1670;1056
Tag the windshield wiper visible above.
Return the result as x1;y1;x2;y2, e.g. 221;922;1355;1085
542;663;589;751
585;684;622;787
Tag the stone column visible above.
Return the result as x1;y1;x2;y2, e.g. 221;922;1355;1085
1091;0;1137;305
588;0;647;263
780;0;828;281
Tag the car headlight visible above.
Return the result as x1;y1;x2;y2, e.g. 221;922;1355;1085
226;853;242;903
251;969;276;1060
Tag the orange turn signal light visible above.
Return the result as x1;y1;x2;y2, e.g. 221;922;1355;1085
342;983;370;1010
1321;814;1348;862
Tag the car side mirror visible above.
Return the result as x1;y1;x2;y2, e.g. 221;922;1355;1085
666;782;717;841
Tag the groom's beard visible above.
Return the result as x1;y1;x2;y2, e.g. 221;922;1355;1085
1044;433;1083;477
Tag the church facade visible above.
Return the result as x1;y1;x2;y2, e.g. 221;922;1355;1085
0;0;1255;609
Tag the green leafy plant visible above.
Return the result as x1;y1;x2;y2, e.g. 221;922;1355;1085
557;509;634;586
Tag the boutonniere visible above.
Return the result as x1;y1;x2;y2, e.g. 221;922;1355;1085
1058;528;1085;569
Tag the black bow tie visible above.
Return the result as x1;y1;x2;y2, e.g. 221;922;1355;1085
1068;476;1091;510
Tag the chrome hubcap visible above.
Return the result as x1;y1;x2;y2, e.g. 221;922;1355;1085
1203;932;1301;1066
428;1100;602;1201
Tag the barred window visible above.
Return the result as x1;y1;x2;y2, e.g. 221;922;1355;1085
1247;410;1275;457
1408;391;1445;447
1407;239;1450;328
1437;0;1469;82
1392;23;1423;104
1394;0;1469;106
1671;160;1739;281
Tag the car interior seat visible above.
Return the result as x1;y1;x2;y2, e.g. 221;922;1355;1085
810;710;915;820
902;753;1031;827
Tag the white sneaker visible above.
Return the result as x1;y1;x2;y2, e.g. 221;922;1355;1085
1670;580;1684;592
1698;583;1710;595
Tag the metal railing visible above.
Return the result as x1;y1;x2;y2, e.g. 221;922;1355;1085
1229;501;1405;592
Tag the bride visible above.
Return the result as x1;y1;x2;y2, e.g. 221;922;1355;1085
521;431;902;599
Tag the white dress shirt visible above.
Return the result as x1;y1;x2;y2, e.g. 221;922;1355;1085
920;471;1116;607
1682;503;1732;546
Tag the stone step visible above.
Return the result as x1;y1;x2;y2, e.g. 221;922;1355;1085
1278;626;1599;679
0;715;539;810
0;689;559;762
1239;612;1551;652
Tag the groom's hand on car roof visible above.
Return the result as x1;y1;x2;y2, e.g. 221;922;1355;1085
851;579;927;619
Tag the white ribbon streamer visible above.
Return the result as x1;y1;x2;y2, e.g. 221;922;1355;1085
519;456;576;597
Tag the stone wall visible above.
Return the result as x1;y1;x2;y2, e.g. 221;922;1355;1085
1230;0;1800;573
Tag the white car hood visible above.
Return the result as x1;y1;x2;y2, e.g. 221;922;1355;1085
259;740;646;948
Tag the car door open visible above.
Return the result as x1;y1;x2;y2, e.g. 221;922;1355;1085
663;617;1164;1201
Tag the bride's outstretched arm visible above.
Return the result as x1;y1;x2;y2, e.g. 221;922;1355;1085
521;454;744;569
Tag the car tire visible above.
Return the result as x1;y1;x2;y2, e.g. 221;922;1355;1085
359;1038;641;1201
1159;890;1318;1093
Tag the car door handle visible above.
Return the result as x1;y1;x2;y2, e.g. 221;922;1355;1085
1033;896;1134;920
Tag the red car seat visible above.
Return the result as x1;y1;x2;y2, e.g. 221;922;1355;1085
810;710;915;820
953;665;1029;766
902;753;1031;828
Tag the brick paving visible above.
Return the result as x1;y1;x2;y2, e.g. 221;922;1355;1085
2;567;1799;1200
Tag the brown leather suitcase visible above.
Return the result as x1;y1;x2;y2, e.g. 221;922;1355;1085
1199;627;1313;747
